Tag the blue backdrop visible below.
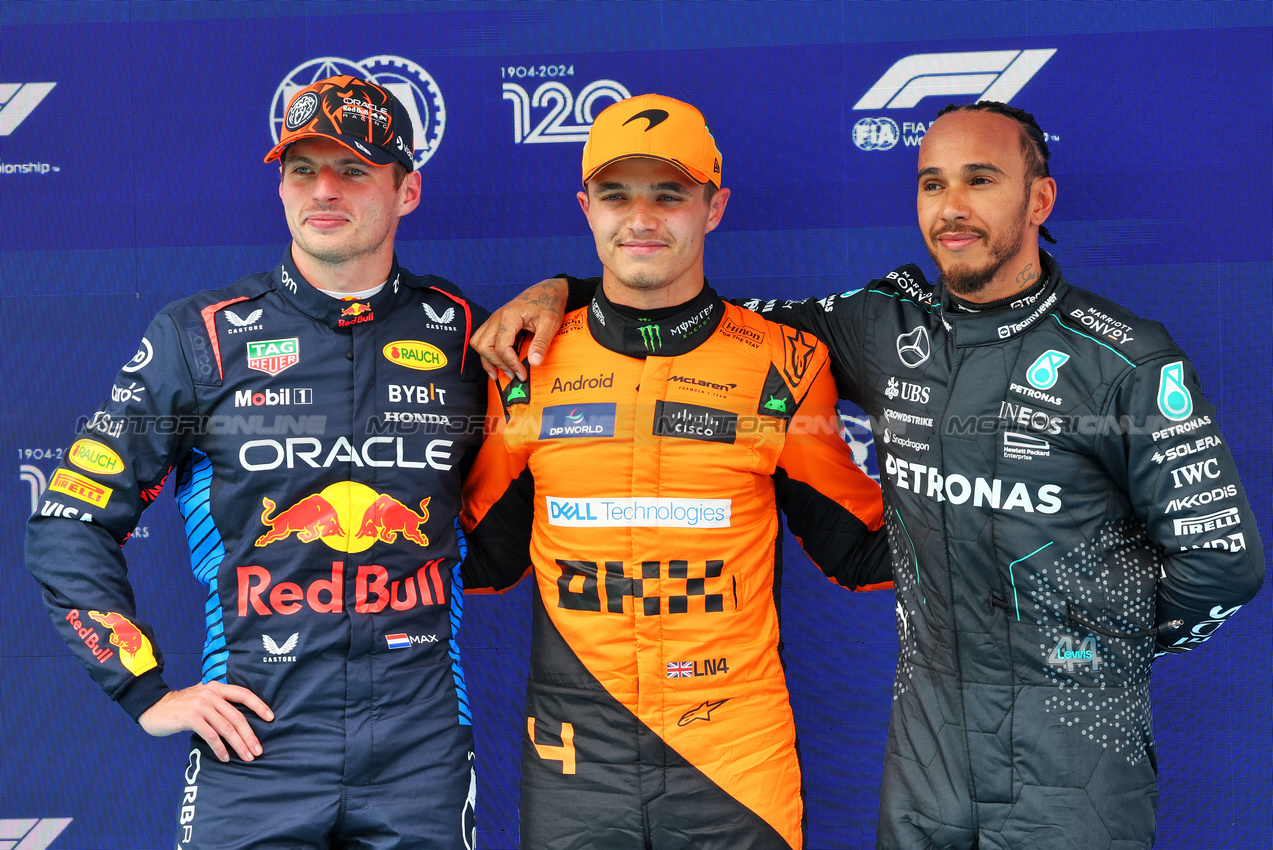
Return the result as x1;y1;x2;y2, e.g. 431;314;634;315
1;2;1268;847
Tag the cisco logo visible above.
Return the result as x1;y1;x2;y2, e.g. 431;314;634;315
271;56;445;168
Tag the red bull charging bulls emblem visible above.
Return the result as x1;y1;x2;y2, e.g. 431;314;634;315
255;482;429;551
87;610;158;676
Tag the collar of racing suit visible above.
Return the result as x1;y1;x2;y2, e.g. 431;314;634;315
273;245;412;330
931;250;1070;347
586;280;725;357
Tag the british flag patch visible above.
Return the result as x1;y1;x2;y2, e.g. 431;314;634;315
667;661;694;678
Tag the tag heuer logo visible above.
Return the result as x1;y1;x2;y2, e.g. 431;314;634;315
247;338;299;375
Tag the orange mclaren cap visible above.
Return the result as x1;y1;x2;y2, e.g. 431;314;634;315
264;75;414;170
581;94;722;188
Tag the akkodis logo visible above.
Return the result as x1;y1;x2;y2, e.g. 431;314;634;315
255;482;431;551
272;56;445;168
854;50;1056;111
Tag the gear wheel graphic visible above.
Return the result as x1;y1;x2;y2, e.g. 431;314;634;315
359;55;446;168
269;55;446;168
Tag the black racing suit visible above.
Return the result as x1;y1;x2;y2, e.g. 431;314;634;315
566;250;1264;849
747;253;1265;849
26;249;488;849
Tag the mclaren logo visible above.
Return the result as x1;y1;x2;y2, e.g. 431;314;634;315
854;49;1057;110
623;108;670;130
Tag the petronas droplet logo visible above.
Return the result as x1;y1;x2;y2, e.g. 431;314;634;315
1026;350;1070;390
1157;361;1193;421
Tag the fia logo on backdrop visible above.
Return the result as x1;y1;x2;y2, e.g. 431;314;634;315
851;49;1058;152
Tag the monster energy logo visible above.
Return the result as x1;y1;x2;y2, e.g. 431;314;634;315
638;321;663;351
763;395;788;414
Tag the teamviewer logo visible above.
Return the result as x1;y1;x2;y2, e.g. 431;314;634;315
854;49;1056;110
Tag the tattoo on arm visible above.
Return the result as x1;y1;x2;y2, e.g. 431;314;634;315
516;282;564;314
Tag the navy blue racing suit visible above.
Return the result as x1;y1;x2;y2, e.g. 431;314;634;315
27;249;487;849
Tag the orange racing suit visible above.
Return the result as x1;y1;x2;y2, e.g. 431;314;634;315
460;284;889;850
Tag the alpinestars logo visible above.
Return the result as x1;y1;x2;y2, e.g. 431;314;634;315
0;82;57;135
854;50;1056;110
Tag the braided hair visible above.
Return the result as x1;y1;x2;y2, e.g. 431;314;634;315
935;101;1057;244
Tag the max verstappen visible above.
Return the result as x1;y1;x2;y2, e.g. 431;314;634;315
475;102;1265;849
27;76;486;848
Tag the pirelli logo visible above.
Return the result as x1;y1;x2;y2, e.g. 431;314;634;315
1173;508;1240;537
48;468;113;508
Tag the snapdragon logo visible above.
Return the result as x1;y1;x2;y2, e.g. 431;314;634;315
546;497;731;528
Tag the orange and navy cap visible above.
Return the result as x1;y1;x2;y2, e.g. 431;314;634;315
581;93;722;188
264;75;414;170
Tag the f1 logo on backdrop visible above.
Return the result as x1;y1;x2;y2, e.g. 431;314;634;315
0;819;73;849
0;82;56;135
502;79;630;144
271;57;445;168
851;49;1056;151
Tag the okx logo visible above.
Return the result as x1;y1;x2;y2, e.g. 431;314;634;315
854;50;1056;110
0;82;56;135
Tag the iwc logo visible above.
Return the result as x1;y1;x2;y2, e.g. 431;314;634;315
271;56;446;168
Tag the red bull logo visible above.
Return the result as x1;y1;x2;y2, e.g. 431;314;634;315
338;301;375;327
358;495;430;546
256;494;346;546
255;483;430;552
86;610;158;676
238;559;448;616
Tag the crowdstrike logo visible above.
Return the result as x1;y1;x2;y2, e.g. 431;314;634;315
0;82;56;135
853;50;1056;111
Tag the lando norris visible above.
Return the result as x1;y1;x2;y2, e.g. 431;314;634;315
27;76;486;848
476;102;1265;849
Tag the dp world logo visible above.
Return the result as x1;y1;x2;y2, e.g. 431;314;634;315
272;56;446;168
852;117;899;151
